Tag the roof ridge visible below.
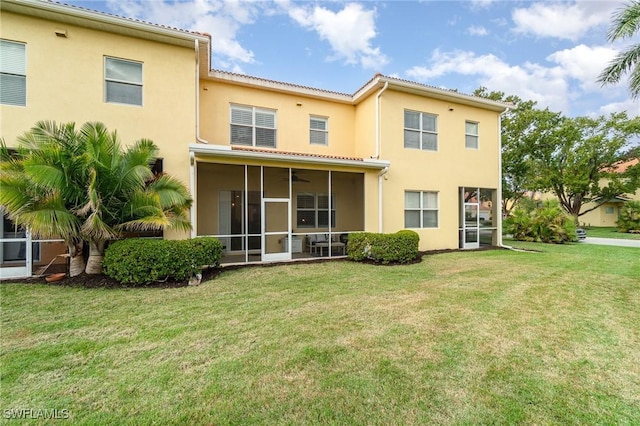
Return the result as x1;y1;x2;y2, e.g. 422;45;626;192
210;69;353;97
47;0;211;38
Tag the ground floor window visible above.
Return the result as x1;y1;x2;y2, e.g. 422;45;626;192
404;191;438;228
297;193;335;228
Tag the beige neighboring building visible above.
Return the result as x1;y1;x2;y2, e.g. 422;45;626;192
1;0;510;278
578;158;640;227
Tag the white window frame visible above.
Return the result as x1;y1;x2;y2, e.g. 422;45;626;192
404;110;438;151
296;192;335;228
310;116;328;145
104;57;143;106
0;40;26;107
465;121;479;149
404;190;439;228
230;104;277;148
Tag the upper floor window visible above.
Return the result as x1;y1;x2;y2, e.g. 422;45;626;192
105;57;142;106
231;105;276;148
310;116;328;145
465;121;479;149
0;40;26;106
405;190;438;228
404;110;437;151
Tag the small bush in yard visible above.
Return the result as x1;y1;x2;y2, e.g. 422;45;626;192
347;230;419;264
506;200;577;243
617;201;640;233
103;237;222;286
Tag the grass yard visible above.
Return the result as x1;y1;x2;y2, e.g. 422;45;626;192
583;226;640;240
1;243;639;425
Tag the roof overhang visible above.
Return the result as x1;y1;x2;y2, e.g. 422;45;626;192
354;75;513;112
189;144;390;170
1;0;211;50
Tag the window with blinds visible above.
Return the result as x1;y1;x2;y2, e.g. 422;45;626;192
230;105;276;147
404;110;438;151
310;116;328;145
0;40;26;106
105;57;142;106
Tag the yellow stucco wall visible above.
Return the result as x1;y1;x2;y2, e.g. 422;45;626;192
199;80;357;157
1;11;197;238
376;91;501;250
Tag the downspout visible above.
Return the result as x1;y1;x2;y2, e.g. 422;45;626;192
192;39;207;239
497;107;511;250
190;152;196;238
373;81;389;159
375;81;389;233
378;166;389;233
195;40;209;144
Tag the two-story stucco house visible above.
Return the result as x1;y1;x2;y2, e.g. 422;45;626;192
1;0;510;278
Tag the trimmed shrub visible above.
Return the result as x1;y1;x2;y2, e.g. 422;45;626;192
347;230;419;264
505;200;577;243
617;201;640;233
103;237;222;286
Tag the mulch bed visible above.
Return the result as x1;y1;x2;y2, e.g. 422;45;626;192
4;247;502;289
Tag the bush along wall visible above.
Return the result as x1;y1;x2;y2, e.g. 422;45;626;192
505;200;577;243
617;201;640;233
103;237;223;286
347;230;420;264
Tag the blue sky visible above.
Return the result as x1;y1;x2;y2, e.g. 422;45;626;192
68;0;639;117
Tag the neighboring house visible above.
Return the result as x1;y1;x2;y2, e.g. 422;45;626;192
578;158;640;227
1;0;510;277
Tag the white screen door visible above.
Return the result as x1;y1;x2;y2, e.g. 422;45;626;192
262;198;291;262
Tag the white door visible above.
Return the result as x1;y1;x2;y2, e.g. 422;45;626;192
262;198;291;262
463;200;480;249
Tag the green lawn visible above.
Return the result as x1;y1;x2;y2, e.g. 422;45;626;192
2;243;639;425
583;226;640;240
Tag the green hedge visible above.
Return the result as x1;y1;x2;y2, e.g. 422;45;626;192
505;200;577;243
347;230;420;264
617;201;640;233
103;237;222;286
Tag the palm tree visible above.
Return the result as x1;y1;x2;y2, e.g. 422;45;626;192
598;1;640;98
0;121;192;276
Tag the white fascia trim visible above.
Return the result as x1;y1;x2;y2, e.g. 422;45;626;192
3;0;210;44
354;76;513;111
189;144;390;169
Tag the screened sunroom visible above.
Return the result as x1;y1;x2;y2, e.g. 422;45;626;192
191;145;389;265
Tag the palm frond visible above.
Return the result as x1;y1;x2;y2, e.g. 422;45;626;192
608;1;640;41
598;43;640;90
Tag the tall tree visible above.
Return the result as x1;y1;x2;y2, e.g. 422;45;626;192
528;112;640;222
0;121;192;276
598;0;640;98
474;88;561;217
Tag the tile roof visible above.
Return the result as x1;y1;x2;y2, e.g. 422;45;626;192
231;146;364;162
606;158;639;173
209;69;353;97
48;0;210;39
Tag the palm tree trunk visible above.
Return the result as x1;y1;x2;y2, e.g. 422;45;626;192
85;239;105;275
68;241;85;277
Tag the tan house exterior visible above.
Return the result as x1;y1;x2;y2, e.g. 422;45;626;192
578;159;640;227
1;0;509;277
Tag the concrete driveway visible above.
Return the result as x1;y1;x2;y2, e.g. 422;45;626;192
581;237;640;248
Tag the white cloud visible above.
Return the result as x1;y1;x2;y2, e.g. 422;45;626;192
598;99;640;116
467;25;488;36
406;49;569;112
546;44;617;92
511;1;621;41
105;0;259;71
287;3;388;69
